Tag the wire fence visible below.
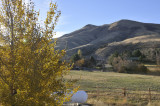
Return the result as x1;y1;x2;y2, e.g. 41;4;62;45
85;87;160;103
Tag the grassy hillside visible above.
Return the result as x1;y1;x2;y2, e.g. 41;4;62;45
65;70;160;105
56;20;160;59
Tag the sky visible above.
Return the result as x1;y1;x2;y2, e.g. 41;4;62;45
31;0;160;38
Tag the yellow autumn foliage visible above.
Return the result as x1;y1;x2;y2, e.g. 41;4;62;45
0;0;77;105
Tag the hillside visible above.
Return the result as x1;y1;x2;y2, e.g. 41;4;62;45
55;19;160;60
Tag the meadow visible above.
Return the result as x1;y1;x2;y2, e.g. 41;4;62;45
65;70;160;106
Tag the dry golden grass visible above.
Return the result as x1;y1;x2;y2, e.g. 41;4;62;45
145;65;160;72
87;98;106;106
65;70;160;90
65;70;160;105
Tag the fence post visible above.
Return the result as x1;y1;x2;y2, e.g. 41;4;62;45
96;85;99;97
123;88;127;97
148;88;151;102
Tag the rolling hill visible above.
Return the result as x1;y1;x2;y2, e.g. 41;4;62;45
55;19;160;60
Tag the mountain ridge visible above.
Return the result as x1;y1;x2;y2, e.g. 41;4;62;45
55;19;160;60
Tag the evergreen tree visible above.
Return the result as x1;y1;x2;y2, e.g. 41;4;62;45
132;50;142;57
71;53;80;63
90;56;96;65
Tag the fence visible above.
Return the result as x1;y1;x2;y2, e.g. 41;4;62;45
86;87;160;103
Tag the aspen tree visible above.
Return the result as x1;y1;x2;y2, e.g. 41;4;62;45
0;0;76;105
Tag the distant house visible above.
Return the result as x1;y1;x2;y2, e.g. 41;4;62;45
103;64;113;72
105;64;113;68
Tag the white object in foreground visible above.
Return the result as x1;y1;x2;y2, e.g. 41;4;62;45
71;90;88;103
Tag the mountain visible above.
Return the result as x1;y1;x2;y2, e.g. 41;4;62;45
55;19;160;60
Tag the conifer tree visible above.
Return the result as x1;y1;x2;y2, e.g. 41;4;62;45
0;0;76;105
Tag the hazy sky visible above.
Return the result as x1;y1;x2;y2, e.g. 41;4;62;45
31;0;160;38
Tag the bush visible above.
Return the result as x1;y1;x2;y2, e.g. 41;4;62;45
125;63;148;74
137;64;148;74
108;52;119;65
125;62;138;74
110;56;149;74
117;66;127;73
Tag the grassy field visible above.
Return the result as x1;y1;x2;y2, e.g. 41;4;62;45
65;70;160;106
